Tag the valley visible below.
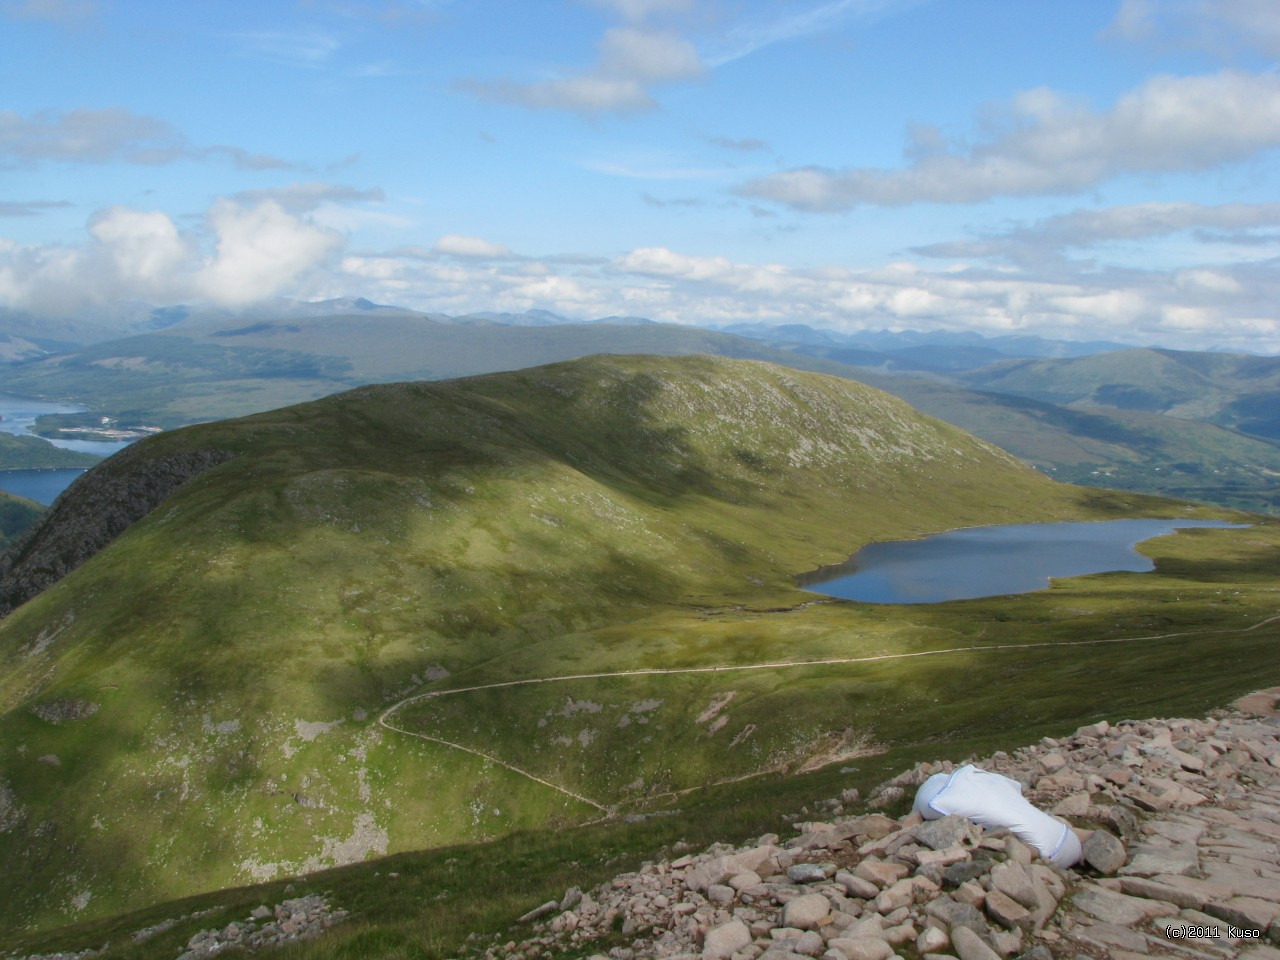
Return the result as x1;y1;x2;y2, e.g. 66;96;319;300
10;7;1280;958
1;354;1276;956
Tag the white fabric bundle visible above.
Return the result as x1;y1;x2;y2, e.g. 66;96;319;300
913;764;1082;868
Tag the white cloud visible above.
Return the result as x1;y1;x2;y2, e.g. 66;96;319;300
203;145;296;171
231;31;341;67
198;201;343;307
580;151;727;180
710;136;769;152
0;108;296;169
8;204;1279;352
1176;268;1242;294
1;0;96;25
597;26;703;82
0;108;180;165
741;70;1280;210
88;206;192;293
1024;202;1280;245
432;234;514;259
1104;0;1158;43
464;75;656;115
913;202;1280;265
0;200;342;312
231;182;386;214
0;199;72;217
328;242;1280;353
583;0;692;23
704;0;917;66
1105;0;1280;58
460;26;704;116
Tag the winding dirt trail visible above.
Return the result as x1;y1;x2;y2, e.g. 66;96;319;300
378;611;1280;816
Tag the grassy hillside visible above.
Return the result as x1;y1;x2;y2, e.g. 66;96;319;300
0;432;102;471
854;372;1280;513
6;316;1277;513
960;347;1280;438
5;513;1280;960
0;353;1221;935
0;491;42;549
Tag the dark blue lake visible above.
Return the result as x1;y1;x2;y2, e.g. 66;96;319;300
0;468;86;505
0;393;131;504
798;519;1249;604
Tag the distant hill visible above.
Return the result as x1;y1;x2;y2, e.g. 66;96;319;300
0;433;101;471
0;354;1139;932
848;370;1280;513
717;322;1129;368
2;308;1278;511
958;348;1280;440
0;316;867;427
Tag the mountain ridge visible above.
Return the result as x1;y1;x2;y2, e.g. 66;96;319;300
3;310;1280;512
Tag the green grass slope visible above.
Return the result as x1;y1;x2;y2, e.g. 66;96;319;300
6;517;1280;960
0;431;102;470
0;491;42;549
854;372;1280;513
960;347;1280;435
0;354;1193;934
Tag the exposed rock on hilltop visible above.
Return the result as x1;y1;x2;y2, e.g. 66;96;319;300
498;706;1280;960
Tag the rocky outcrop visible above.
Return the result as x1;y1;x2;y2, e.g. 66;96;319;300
11;893;346;960
0;445;233;616
174;895;348;960
29;698;99;724
492;707;1280;960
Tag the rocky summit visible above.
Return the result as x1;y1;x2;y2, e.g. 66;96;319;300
492;701;1280;960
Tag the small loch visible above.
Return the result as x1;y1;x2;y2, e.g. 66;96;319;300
798;519;1249;604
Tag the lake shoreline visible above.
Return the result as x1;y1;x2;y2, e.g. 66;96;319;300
799;517;1250;605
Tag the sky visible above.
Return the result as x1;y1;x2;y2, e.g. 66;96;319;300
3;0;1280;352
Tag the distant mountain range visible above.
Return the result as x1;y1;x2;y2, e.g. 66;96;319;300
1;302;1277;512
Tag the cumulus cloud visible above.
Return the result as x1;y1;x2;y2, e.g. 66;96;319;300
460;26;704;116
0;199;342;313
198;201;343;306
0;107;296;169
328;242;1280;353
740;70;1280;210
88;206;192;294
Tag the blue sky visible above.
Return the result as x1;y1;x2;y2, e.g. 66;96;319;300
3;0;1280;351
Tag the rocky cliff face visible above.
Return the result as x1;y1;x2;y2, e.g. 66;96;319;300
0;445;233;616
